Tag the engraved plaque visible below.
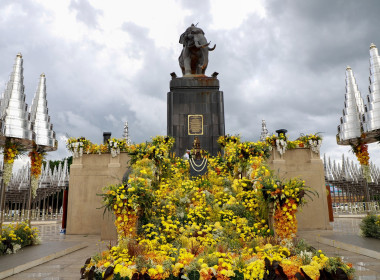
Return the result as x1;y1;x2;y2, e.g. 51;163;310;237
188;115;203;135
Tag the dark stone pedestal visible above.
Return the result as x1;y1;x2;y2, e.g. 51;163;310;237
167;76;225;157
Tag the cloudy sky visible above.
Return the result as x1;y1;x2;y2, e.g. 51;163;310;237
1;0;380;168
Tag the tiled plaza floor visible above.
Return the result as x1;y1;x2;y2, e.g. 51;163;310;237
1;218;380;279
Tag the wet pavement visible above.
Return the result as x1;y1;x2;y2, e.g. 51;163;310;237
0;222;109;279
298;217;380;279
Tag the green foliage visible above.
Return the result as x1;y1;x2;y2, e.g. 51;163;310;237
43;156;73;173
323;257;355;278
188;270;200;280
112;273;130;280
0;242;5;254
113;273;121;280
231;270;244;280
92;253;102;262
292;238;316;255
94;272;102;280
291;239;316;265
360;214;380;239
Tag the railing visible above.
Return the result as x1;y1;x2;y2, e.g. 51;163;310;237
2;209;63;222
324;154;380;216
1;160;69;224
333;201;380;214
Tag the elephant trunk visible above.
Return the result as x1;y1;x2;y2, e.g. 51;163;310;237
194;33;209;49
200;47;209;70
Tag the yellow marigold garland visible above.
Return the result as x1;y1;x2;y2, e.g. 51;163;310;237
29;150;45;198
274;199;298;239
3;142;20;186
351;134;370;181
352;143;369;166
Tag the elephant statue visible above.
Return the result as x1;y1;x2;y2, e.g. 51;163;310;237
178;24;216;76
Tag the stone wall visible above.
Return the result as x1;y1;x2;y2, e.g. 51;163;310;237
267;148;331;230
66;153;130;239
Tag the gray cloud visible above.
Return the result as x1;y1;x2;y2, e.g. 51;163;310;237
69;0;103;29
1;0;380;167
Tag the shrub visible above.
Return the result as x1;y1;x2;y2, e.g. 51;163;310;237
360;214;380;239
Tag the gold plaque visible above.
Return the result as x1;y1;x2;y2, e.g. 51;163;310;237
188;115;203;135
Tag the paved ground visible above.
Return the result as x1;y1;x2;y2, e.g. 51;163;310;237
298;217;380;279
1;222;110;279
1;217;380;279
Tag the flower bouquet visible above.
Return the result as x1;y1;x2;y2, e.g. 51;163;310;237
108;138;128;158
297;133;323;154
0;221;40;255
266;134;287;156
66;137;91;158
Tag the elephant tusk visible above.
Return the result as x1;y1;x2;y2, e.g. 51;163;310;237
208;44;216;51
195;41;210;48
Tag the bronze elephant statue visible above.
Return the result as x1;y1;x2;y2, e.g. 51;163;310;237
178;24;216;76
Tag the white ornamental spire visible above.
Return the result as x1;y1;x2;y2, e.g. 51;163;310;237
29;73;57;148
259;120;268;141
363;43;380;132
337;66;364;141
122;121;131;145
0;53;35;141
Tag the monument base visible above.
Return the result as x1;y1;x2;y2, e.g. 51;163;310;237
267;148;331;230
167;76;225;157
66;153;130;240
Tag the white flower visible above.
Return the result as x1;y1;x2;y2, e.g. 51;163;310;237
13;244;21;253
275;139;287;156
309;139;321;154
3;161;14;186
31;176;39;198
70;142;84;158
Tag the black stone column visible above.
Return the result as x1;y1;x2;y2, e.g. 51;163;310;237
167;76;225;157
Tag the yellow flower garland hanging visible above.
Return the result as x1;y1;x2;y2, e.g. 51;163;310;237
351;134;370;181
29;149;45;198
3;141;21;186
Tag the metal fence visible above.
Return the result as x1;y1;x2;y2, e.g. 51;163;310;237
324;154;380;214
1;159;69;223
332;201;380;214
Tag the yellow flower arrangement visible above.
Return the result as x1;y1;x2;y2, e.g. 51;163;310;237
266;133;323;153
80;135;354;280
66;136;132;158
1;221;40;255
